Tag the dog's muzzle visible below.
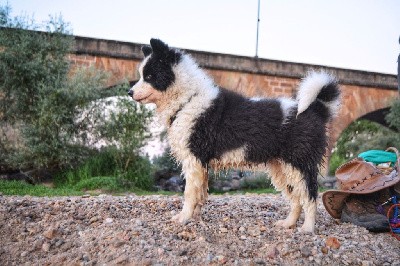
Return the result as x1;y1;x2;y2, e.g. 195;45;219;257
128;89;134;97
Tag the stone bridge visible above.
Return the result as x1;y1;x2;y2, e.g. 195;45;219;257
69;36;399;160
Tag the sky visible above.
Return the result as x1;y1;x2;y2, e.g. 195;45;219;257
6;0;400;75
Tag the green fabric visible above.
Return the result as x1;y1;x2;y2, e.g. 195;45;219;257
358;150;397;166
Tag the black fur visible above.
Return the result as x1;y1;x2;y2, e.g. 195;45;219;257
142;45;152;57
316;81;340;116
142;39;182;91
188;88;338;200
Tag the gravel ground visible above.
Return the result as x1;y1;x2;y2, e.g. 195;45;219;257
1;193;399;265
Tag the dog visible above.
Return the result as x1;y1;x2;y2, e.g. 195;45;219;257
129;39;340;233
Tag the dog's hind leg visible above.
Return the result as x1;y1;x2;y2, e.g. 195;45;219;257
269;161;318;233
172;158;207;224
269;161;302;229
299;197;317;233
298;168;318;233
275;194;302;229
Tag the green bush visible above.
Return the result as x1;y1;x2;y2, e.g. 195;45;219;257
56;147;154;191
240;172;273;190
0;5;106;171
0;4;154;192
329;118;400;174
73;176;122;192
386;99;400;132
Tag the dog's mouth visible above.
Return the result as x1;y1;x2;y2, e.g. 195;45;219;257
134;93;153;103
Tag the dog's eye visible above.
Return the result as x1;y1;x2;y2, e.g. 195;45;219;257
145;74;153;81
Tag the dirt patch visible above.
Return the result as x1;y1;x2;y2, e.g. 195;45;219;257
0;193;399;265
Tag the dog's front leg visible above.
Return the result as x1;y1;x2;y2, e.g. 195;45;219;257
172;159;207;224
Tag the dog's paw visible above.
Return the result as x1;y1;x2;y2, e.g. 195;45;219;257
274;219;296;229
171;212;191;225
298;223;315;234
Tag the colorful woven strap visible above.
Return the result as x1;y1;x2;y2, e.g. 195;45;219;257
387;196;400;240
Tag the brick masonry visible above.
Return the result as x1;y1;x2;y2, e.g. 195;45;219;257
70;36;399;169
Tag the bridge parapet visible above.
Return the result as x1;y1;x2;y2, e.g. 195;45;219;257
73;36;397;90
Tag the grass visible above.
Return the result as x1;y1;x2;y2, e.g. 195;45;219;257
0;177;179;197
211;187;278;195
0;178;328;197
0;180;84;197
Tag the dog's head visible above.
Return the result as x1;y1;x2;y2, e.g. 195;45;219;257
128;39;182;106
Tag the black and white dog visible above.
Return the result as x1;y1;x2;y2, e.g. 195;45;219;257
129;39;340;233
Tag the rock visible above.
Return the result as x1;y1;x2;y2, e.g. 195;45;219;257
321;246;329;254
42;242;50;252
135;219;143;227
20;251;28;257
222;187;231;192
326;236;340;249
266;245;277;259
89;216;99;223
178;249;188;256
112;255;128;264
215;255;227;264
362;261;374;266
206;253;214;262
104;218;113;224
301;246;312;257
43;228;58;239
247;227;261;237
177;230;195;241
255;258;266;265
54;239;65;248
113;240;125;248
220;227;228;233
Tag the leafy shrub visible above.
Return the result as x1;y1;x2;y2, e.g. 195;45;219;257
0;5;107;171
152;148;182;186
73;176;122;192
329;118;400;174
0;4;154;192
386;99;400;132
240;173;273;189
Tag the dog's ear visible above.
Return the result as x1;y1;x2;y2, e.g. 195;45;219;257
150;38;169;54
150;38;181;64
141;45;152;57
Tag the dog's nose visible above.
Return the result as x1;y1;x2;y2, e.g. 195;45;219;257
128;89;133;97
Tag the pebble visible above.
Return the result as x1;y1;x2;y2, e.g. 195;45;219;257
300;246;311;257
42;242;51;252
247;227;261;237
326;236;341;249
104;218;113;224
43;228;58;239
220;227;228;233
1;194;399;265
266;245;277;259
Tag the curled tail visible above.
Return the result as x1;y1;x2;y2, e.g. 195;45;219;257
296;71;340;118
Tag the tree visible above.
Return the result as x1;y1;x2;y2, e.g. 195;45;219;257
0;4;153;186
386;99;400;132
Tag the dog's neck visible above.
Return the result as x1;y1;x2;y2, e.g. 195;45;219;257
155;55;219;127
